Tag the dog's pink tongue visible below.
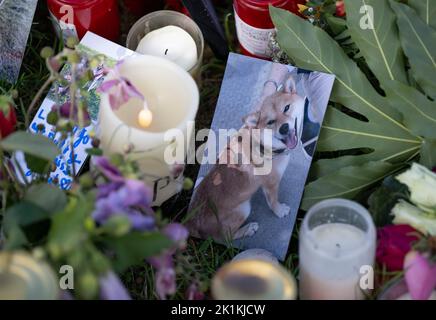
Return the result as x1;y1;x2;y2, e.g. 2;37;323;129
285;131;298;149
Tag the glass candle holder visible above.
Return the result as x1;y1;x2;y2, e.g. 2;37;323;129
47;0;120;42
126;10;204;82
299;199;376;300
234;0;305;59
212;259;297;300
0;251;59;300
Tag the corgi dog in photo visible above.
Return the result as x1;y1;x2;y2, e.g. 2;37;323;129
187;75;306;242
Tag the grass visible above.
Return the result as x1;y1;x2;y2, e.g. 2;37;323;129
1;1;394;300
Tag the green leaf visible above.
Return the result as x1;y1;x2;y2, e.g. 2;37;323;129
407;0;436;29
48;196;93;253
270;6;425;205
3;201;51;249
368;175;409;226
271;6;420;175
420;139;436;168
24;154;50;174
0;131;59;161
24;183;67;213
390;1;436;100
302;161;402;210
344;0;408;86
85;148;103;156
384;80;436;139
103;232;172;272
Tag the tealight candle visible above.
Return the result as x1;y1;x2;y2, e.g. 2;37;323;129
136;26;198;72
98;55;199;206
212;259;297;300
0;251;59;300
126;11;204;79
299;199;376;300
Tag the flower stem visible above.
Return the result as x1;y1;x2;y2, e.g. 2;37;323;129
25;75;54;128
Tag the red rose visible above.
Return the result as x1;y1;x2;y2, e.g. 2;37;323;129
336;1;346;17
0;96;17;139
376;224;420;271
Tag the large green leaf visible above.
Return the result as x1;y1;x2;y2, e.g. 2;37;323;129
0;131;59;161
407;0;436;29
344;0;408;86
271;7;420;171
420;139;436;168
390;1;436;100
270;6;423;207
384;80;436;139
302;161;402;210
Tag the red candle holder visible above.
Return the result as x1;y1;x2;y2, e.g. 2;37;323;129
123;0;164;17
234;0;305;59
47;0;121;42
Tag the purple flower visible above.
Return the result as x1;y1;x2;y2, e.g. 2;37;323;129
94;156;124;183
98;62;144;110
163;223;189;250
57;102;90;126
185;283;205;301
99;271;131;300
92;157;155;232
147;223;189;299
93;179;155;231
155;267;177;300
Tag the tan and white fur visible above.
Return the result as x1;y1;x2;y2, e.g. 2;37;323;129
187;75;306;242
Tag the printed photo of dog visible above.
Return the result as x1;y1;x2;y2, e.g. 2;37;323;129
187;53;335;259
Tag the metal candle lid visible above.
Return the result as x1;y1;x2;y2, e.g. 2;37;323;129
0;251;59;300
212;259;297;300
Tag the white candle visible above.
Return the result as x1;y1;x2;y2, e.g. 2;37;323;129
299;199;376;300
98;55;199;206
136;26;198;71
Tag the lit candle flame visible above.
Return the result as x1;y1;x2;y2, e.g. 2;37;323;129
138;101;153;128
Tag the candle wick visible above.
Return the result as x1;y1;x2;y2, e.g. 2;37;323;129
165;49;169;56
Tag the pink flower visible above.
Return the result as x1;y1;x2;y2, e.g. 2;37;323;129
98;63;144;110
185;282;205;300
404;251;436;300
376;225;420;271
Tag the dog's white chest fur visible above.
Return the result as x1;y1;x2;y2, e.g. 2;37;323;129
273;153;291;178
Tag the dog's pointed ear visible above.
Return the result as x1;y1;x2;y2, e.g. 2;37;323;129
242;111;260;128
284;76;297;94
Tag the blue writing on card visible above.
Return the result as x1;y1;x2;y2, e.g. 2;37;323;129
16;99;93;190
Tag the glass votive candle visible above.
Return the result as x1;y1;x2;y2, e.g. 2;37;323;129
212;259;297;300
234;0;305;59
299;199;376;300
126;10;204;82
47;0;121;42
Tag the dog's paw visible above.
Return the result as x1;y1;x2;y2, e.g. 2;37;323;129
244;222;259;237
274;203;290;218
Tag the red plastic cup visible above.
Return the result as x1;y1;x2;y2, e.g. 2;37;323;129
234;0;304;59
47;0;121;42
